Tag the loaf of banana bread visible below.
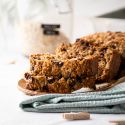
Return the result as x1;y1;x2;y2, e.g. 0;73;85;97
23;32;124;93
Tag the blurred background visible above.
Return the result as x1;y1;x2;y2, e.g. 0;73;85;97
0;0;125;65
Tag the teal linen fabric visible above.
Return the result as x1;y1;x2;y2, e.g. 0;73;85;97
19;82;125;113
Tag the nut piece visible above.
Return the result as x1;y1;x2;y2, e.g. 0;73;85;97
63;112;90;120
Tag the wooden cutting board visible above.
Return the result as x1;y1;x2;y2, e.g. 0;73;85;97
18;79;47;96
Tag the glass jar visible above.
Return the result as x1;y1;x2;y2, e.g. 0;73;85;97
17;0;73;56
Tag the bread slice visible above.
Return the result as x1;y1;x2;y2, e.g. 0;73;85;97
29;54;98;78
24;72;96;93
24;54;98;93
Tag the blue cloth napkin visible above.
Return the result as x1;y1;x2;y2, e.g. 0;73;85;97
19;82;125;113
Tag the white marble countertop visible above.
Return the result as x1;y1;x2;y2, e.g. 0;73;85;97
0;58;125;125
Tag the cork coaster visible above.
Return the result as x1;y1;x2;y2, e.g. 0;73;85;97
18;76;125;96
63;112;90;120
110;120;125;125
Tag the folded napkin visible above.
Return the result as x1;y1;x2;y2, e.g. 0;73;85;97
19;82;125;114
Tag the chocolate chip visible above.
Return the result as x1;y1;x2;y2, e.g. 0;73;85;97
76;38;80;42
58;73;62;79
30;77;35;83
31;66;34;70
24;73;31;80
47;76;54;84
53;60;64;67
58;62;64;67
76;75;82;83
42;85;48;91
100;47;107;53
67;78;76;88
61;48;66;51
69;82;74;88
85;42;90;47
111;44;117;49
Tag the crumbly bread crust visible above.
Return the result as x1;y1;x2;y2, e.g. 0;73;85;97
82;32;125;58
24;54;98;93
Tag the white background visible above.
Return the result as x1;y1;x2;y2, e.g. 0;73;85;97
0;0;125;124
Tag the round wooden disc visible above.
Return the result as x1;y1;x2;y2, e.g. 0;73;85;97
18;79;47;96
18;76;125;96
95;82;114;91
95;76;125;91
